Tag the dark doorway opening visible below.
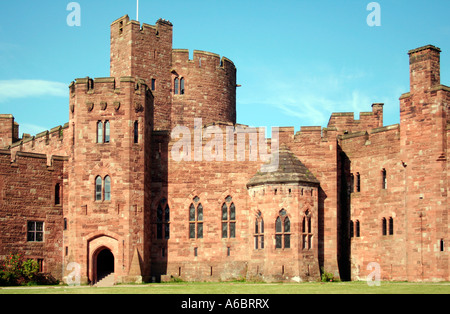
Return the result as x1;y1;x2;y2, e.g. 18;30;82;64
96;249;114;282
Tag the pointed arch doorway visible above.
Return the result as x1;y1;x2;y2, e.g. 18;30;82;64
96;248;115;282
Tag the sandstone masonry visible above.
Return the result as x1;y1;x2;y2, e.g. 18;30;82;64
0;16;448;283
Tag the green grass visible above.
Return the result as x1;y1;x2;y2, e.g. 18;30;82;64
0;281;449;294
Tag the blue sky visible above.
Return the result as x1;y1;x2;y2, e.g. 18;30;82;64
1;0;449;136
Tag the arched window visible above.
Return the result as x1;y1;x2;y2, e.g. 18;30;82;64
254;211;264;250
275;209;291;249
156;198;170;240
302;210;313;250
97;121;103;143
221;197;236;239
104;121;110;143
382;217;387;236
356;220;360;237
174;78;179;95
95;176;102;201
104;176;111;201
389;217;394;235
180;78;185;95
189;198;203;239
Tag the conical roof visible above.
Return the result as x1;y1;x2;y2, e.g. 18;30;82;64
247;146;319;187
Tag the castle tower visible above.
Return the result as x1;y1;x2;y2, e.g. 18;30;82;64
400;45;449;281
109;15;237;131
111;15;173;131
246;147;321;281
64;76;154;284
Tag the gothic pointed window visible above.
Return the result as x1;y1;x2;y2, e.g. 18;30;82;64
389;217;394;235
104;121;110;143
174;78;179;95
221;197;236;239
97;121;103;143
95;176;102;201
302;210;313;250
180;78;185;95
156;198;170;240
275;209;291;249
104;176;111;201
189;198;203;239
254;211;264;250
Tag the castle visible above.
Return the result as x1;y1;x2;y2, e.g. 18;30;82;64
0;15;448;284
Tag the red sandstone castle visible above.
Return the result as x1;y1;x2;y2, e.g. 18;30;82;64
0;15;448;284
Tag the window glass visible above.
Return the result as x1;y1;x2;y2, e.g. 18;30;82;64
104;121;110;143
95;176;102;201
189;204;195;222
284;217;290;233
230;222;236;238
197;223;203;238
97;121;103;143
104;176;111;201
222;203;228;220
276;217;282;233
230;203;236;220
174;78;179;95
180;78;185;95
197;204;203;221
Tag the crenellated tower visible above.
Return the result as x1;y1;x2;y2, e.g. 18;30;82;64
399;45;449;281
65;76;154;284
109;15;237;131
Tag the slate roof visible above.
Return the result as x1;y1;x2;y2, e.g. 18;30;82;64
247;146;320;187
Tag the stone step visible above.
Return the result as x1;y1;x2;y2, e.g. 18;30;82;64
95;273;115;287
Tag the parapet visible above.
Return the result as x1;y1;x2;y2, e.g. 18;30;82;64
327;103;384;134
70;76;151;96
172;49;236;72
0;148;67;169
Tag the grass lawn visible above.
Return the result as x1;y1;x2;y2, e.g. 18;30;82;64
0;281;449;294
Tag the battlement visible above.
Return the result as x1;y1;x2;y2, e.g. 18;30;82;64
70;76;151;95
170;48;237;128
111;15;173;36
7;122;69;162
172;49;236;72
327;103;384;134
0;147;68;168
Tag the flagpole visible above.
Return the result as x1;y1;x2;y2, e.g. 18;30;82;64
137;0;139;21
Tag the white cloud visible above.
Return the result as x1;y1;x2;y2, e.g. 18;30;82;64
238;65;382;127
0;80;67;102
